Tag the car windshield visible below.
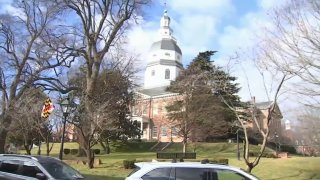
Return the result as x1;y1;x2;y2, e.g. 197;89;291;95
37;157;84;180
127;166;141;177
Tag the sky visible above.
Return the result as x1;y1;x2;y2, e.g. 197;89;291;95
126;0;300;121
127;0;287;98
0;0;295;120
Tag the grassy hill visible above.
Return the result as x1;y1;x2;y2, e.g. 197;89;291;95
25;142;320;180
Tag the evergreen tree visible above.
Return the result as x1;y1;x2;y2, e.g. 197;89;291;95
166;51;241;151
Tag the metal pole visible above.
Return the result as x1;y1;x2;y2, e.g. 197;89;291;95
59;114;67;160
237;129;240;160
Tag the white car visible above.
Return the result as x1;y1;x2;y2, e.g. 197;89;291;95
126;161;259;180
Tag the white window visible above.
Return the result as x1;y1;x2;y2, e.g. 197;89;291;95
165;69;170;79
151;70;155;76
152;126;157;137
161;126;167;136
172;127;177;137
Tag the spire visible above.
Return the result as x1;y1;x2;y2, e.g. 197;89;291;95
159;0;172;39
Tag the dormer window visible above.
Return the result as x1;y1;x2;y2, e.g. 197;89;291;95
165;69;170;79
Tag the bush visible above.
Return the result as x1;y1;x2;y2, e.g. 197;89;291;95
208;158;229;165
70;149;78;155
94;149;100;155
249;152;277;158
63;149;70;155
123;159;136;169
281;145;297;154
265;153;277;158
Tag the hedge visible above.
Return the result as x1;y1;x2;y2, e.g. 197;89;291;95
63;149;70;155
200;158;229;165
249;152;277;158
123;159;136;169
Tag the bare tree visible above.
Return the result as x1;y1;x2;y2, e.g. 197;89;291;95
52;0;149;168
261;0;320;105
7;88;47;155
218;69;287;172
294;106;320;156
0;0;70;153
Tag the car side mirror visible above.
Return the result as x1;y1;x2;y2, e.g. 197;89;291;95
36;172;47;180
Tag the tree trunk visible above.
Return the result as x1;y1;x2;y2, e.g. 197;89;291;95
46;142;50;156
182;138;187;153
85;148;95;169
100;141;106;152
100;140;110;154
0;114;12;153
0;129;8;153
24;145;31;155
37;140;41;155
246;163;254;173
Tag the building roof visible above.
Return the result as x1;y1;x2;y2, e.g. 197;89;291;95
147;59;183;69
137;86;178;98
150;39;182;54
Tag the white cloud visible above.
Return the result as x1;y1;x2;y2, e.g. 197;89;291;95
127;0;296;116
171;0;234;16
169;0;235;61
258;0;288;10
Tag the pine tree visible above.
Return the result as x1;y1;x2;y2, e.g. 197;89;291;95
166;51;241;151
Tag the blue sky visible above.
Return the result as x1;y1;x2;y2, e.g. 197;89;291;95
127;0;299;120
0;0;295;119
127;0;287;98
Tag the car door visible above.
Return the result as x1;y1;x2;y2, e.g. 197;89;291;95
212;169;251;180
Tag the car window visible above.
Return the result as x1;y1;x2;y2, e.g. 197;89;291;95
215;169;250;180
18;162;43;179
128;166;141;177
142;167;172;180
0;160;21;174
175;167;211;180
38;158;84;180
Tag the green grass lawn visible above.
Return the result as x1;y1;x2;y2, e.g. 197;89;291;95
28;142;320;180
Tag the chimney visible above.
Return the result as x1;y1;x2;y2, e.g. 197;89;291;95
251;96;256;104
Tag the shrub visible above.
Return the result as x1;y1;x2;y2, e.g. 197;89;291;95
70;149;78;155
208;158;229;165
249;152;276;158
265;153;277;158
123;159;136;169
94;149;100;155
281;145;297;154
63;149;70;155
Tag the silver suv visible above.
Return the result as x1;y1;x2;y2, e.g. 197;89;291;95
0;154;85;180
126;161;259;180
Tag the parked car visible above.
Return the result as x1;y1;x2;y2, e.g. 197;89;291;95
126;161;259;180
0;154;85;180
